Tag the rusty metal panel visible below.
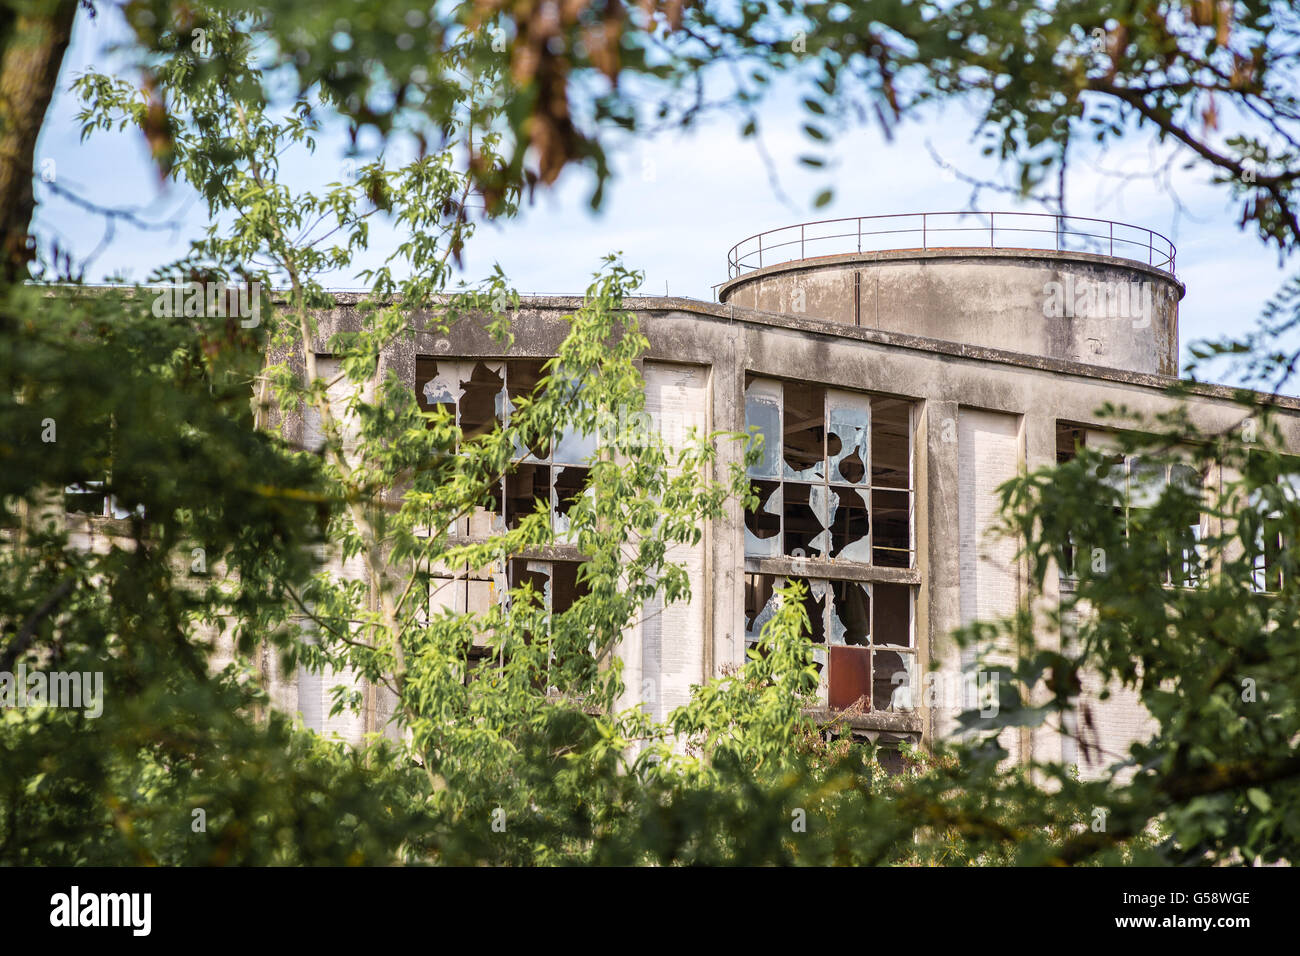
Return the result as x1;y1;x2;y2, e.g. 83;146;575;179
828;645;871;710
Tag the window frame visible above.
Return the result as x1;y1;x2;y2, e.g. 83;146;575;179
742;375;916;570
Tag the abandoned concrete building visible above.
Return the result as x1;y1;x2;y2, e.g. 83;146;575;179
66;210;1300;775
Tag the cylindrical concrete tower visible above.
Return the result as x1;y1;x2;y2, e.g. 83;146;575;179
717;212;1184;376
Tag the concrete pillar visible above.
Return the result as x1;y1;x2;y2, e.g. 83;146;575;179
1024;410;1062;768
924;399;961;742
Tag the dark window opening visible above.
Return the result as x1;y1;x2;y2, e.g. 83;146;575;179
504;463;551;529
744;572;915;713
782;382;826;480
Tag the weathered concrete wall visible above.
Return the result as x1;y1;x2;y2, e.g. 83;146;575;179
625;362;712;724
359;293;1300;762
147;288;1300;767
717;250;1184;376
954;409;1023;758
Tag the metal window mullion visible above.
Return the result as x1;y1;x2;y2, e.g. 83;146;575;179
822;579;833;646
867;581;875;646
908;404;915;565
778;380;785;548
822;389;829;558
866;396;874;562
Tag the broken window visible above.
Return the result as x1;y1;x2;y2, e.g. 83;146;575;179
504;558;590;614
551;392;595;541
783;482;826;556
1247;462;1300;593
461;362;505;439
744;480;782;557
417;359;507;441
743;572;916;713
426;560;507;670
505;463;551;529
829;396;869;484
869;397;910;489
63;478;131;519
744;572;781;642
830;486;871;561
416;357;600;687
506;558;593;688
62;413;130;519
427;557;590;684
828;579;869;645
552;465;589;537
743;376;914;567
1056;423;1084;574
450;482;502;538
1056;427;1205;587
745;379;782;478
416;357;603;536
504;359;550;459
782;382;826;480
1121;453;1205;587
870;489;911;566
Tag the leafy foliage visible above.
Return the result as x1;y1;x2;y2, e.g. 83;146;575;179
3;0;1300;866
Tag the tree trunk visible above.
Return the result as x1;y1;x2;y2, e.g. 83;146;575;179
0;0;79;282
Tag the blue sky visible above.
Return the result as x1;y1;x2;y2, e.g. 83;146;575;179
32;8;1296;388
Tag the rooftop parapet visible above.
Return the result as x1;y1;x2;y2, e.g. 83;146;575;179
724;211;1176;279
717;212;1184;376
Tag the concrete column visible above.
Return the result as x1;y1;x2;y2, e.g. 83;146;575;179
923;399;961;743
1024;410;1062;768
714;320;748;676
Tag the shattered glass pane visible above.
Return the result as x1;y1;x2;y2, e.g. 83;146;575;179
744;573;782;642
829;485;871;560
869;396;911;488
458;361;504;441
829;579;870;646
418;359;465;416
744;480;782;557
803;578;827;643
783;482;829;557
872;650;914;711
509;559;552;611
553;425;598;465
828;393;870;484
810;647;828;704
552;465;589;537
872;582;912;647
505;360;549;460
782;381;826;480
744;378;782;478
